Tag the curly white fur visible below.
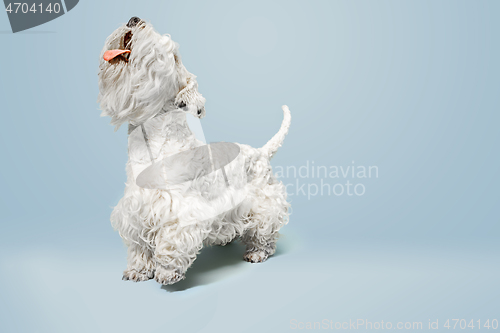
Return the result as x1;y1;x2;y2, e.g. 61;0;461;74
98;20;291;285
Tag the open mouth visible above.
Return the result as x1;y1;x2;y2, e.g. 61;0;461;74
103;31;133;62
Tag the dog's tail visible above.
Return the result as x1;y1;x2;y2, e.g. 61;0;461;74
261;105;291;159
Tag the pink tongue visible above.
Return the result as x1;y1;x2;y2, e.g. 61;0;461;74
103;49;131;61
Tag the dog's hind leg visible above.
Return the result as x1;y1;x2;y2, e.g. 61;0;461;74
153;222;209;285
122;243;155;282
241;226;279;263
240;185;289;263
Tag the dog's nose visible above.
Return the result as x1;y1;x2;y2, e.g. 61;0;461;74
127;17;142;28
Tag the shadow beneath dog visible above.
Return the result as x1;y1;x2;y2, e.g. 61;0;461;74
162;242;246;292
162;240;289;292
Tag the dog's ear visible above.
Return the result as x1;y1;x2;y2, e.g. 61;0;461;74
174;75;206;118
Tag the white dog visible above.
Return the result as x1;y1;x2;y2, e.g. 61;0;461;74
98;17;291;285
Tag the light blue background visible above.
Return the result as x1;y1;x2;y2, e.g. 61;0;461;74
1;1;499;332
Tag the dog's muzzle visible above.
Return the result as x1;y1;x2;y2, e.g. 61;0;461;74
103;17;143;62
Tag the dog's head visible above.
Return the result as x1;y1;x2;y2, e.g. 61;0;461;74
98;17;206;129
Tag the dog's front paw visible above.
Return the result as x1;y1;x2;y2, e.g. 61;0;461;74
243;250;269;263
122;268;154;282
154;266;185;285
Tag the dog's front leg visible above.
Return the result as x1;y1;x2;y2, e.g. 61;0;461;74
153;223;208;285
122;243;156;282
